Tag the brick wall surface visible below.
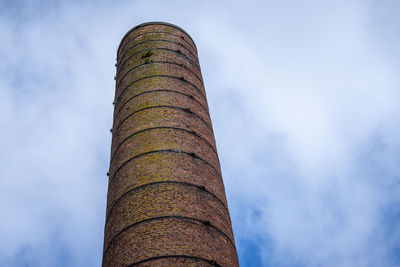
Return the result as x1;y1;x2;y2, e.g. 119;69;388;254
103;22;239;267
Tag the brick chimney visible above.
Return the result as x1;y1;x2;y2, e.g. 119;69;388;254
102;22;239;267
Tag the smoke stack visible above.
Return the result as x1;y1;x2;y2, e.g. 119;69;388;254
102;22;239;267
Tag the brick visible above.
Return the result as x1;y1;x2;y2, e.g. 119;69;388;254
103;22;238;267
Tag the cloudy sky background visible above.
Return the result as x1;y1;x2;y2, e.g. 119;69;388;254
1;0;400;266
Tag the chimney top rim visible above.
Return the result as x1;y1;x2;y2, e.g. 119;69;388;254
117;21;197;55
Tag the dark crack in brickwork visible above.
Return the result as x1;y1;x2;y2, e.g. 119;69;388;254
102;22;239;267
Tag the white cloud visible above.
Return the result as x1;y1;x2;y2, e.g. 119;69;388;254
195;1;400;266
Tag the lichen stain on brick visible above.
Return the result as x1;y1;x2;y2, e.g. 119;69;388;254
103;22;239;267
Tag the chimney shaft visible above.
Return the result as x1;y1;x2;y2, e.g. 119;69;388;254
103;22;239;267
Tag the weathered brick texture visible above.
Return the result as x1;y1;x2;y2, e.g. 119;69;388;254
103;22;239;267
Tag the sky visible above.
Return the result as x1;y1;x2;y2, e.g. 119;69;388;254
1;0;400;266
